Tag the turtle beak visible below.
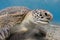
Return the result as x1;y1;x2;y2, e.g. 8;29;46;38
47;13;53;21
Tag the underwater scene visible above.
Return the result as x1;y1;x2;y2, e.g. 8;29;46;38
0;0;60;40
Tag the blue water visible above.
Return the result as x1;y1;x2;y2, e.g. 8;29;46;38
0;0;60;23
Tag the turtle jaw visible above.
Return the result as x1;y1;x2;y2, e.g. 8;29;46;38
37;20;49;24
30;17;49;25
33;20;49;25
31;17;50;24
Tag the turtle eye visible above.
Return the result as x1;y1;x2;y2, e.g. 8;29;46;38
45;13;48;16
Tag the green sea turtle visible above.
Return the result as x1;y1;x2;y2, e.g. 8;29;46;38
0;6;53;40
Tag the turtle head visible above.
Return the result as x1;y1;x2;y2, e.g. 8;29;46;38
27;9;53;25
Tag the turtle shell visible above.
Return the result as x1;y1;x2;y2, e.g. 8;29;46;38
0;6;31;28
